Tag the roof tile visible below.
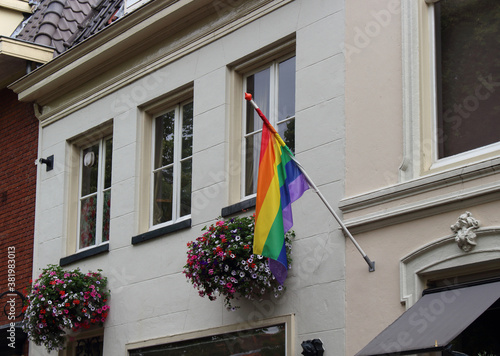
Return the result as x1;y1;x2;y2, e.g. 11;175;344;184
16;0;125;57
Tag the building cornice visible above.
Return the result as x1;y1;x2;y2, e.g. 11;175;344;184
9;0;292;125
340;157;500;233
0;36;53;61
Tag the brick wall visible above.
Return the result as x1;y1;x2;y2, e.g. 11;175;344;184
0;88;38;328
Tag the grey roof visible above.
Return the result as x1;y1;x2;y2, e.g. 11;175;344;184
16;0;124;57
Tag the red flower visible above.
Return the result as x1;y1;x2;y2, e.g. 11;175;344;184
73;299;80;305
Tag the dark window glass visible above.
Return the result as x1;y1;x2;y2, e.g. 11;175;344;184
129;324;286;356
436;0;500;158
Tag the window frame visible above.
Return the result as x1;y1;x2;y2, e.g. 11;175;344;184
150;99;193;228
137;84;194;235
66;121;113;257
226;37;295;207
77;136;113;251
126;314;295;355
60;329;104;356
241;53;296;199
401;0;500;179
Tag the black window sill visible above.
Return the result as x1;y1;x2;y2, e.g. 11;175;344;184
221;197;256;217
60;243;109;266
132;219;191;245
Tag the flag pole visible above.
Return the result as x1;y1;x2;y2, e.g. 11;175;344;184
245;93;375;272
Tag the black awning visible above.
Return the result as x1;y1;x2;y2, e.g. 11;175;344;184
355;280;500;356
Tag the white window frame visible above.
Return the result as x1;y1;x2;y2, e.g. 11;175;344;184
126;314;294;355
401;0;500;179
77;136;112;251
150;100;193;228
241;54;296;199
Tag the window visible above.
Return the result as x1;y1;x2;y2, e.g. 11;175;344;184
435;0;500;159
78;137;112;250
243;55;296;197
63;333;104;356
151;101;193;226
128;322;289;355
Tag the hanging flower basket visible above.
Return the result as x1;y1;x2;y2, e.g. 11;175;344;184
22;264;110;352
183;215;293;310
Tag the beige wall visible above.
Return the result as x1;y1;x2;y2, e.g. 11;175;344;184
345;0;403;197
344;1;500;355
0;0;31;36
345;201;500;355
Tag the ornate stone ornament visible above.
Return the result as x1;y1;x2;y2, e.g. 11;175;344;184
451;211;480;252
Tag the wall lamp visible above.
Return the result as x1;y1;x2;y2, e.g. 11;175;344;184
301;339;324;356
39;155;54;171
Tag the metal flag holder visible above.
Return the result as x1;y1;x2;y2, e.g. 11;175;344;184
245;93;375;272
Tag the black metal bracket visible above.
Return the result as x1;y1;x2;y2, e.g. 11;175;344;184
39;155;54;171
301;339;324;356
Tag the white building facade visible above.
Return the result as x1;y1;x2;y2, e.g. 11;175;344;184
12;0;347;354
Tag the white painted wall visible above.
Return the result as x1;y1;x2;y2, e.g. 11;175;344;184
32;1;347;355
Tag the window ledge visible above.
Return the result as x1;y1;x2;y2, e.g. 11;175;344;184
340;157;500;233
340;157;500;213
60;243;109;266
221;197;256;217
132;219;191;245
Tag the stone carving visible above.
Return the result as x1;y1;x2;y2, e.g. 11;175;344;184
450;211;480;252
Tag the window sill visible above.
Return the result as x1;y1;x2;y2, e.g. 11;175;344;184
221;197;256;217
132;219;191;245
60;243;109;266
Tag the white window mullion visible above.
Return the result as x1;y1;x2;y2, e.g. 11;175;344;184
95;139;105;245
172;106;181;222
270;62;278;126
428;3;439;165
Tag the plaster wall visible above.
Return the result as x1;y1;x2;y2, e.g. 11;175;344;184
32;0;348;355
344;0;500;355
345;0;403;197
0;7;24;36
345;202;500;356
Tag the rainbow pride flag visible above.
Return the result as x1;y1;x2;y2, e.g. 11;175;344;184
253;108;309;285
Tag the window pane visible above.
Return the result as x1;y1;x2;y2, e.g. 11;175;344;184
278;56;296;121
246;68;270;134
80;195;97;248
437;0;500;158
182;102;193;159
278;119;295;154
81;144;99;196
154;111;175;168
245;133;261;196
75;335;103;356
129;324;286;356
153;167;173;224
102;189;111;242
180;158;192;217
104;138;113;189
